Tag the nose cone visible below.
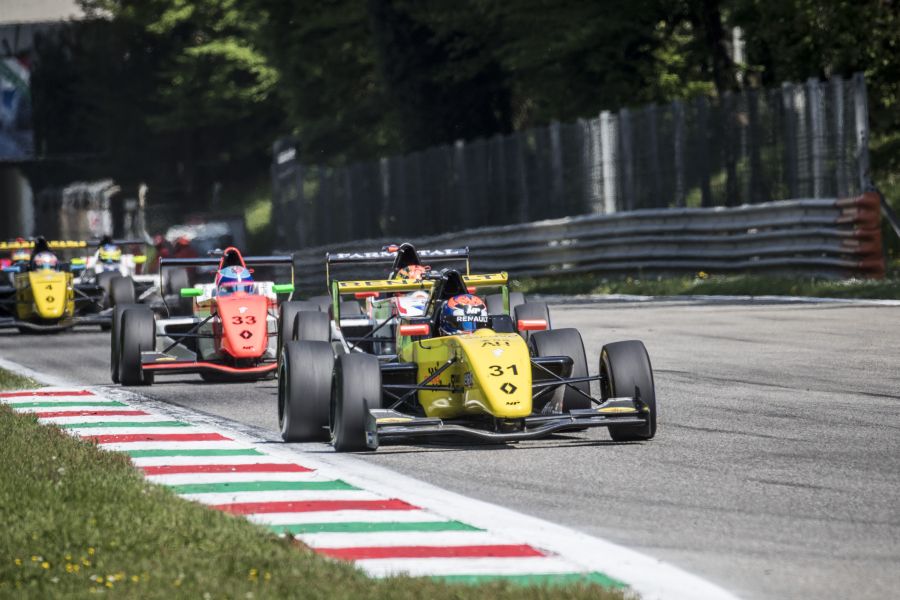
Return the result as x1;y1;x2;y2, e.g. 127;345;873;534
217;294;268;358
28;271;67;319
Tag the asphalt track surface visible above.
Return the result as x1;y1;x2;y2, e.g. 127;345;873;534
2;299;898;600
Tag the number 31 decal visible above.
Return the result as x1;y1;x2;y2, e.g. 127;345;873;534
488;364;518;376
231;315;256;324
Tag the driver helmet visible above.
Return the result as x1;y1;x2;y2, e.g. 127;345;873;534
99;243;122;264
11;249;30;263
217;265;254;296
395;264;429;281
33;252;59;271
438;294;489;335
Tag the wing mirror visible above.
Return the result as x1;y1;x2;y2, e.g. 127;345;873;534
517;319;548;332
272;283;294;294
399;323;430;336
180;287;203;298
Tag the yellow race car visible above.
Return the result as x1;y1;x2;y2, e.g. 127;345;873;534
278;268;656;451
0;237;109;333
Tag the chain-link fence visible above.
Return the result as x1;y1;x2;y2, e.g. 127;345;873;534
272;73;871;249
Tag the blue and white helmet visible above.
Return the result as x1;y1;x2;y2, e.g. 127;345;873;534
438;294;489;336
217;265;254;296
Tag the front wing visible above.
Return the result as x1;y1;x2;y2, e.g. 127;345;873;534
365;395;650;448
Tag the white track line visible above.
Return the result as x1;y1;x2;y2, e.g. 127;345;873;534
297;530;511;549
181;489;385;505
145;472;327;486
355;556;583;578
248;510;448;526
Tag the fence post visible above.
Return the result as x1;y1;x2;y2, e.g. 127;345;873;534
600;110;617;213
694;96;712;207
513;134;530;222
831;75;848;197
780;82;798;197
618;108;635;211
852;72;871;191
672;100;685;207
549;121;564;213
807;77;826;197
646;104;662;208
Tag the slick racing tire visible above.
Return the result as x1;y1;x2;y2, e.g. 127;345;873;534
278;301;321;365
601;340;657;442
513;302;552;341
165;268;193;316
337;301;363;317
279;341;334;442
529;328;591;412
119;307;155;386
294;310;330;342
97;271;119;309
485;292;526;316
331;353;381;452
307;295;332;312
110;276;136;307
111;303;141;384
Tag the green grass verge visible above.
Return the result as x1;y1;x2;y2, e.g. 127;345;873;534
0;368;38;391
0;368;626;599
515;273;900;299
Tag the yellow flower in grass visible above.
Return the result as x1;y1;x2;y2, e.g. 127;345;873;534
31;556;40;562
87;548;95;556
14;559;22;566
41;562;50;569
131;575;140;583
697;271;709;279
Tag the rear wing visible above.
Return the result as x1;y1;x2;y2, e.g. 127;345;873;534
0;240;88;250
159;255;295;296
159;256;294;269
324;246;470;287
330;272;507;322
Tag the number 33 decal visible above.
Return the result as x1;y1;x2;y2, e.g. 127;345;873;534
231;315;256;324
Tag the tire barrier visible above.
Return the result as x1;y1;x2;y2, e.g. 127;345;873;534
286;194;885;291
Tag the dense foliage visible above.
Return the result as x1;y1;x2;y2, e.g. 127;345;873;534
26;0;900;210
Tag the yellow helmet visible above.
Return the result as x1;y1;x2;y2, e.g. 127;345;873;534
99;244;122;263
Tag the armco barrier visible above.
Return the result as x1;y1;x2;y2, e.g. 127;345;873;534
284;194;885;291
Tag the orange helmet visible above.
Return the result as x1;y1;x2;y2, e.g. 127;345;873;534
396;264;429;281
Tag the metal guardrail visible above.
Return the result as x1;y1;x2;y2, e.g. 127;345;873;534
285;194;885;292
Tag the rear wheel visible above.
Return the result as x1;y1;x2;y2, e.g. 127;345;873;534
278;301;321;364
110;303;141;384
307;295;332;312
279;341;334;442
513;302;551;335
97;271;118;309
119;308;155;386
110;276;136;307
485;292;527;316
331;353;381;452
601;340;656;441
529;328;591;412
294;310;330;342
165;268;193;316
338;301;363;317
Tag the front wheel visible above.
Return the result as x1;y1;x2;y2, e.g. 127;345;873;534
279;341;334;442
111;303;141;383
529;328;590;412
601;340;656;441
331;353;381;452
119;308;155;386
